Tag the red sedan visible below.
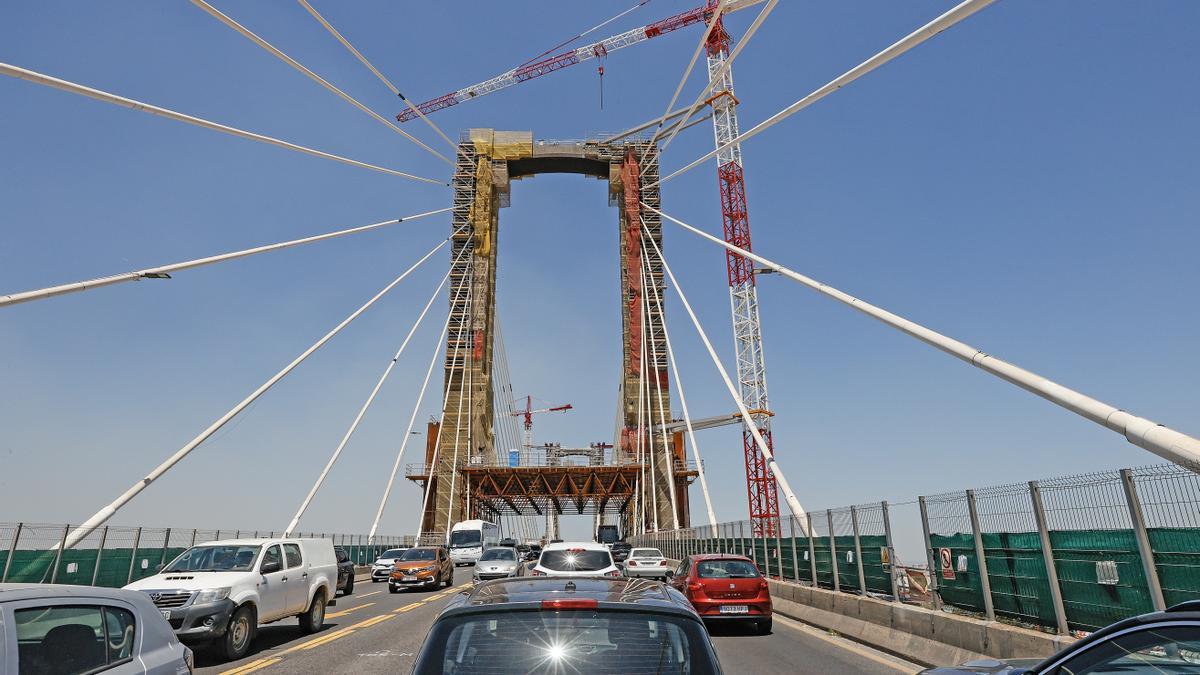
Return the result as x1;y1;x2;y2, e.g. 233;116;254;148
669;553;772;634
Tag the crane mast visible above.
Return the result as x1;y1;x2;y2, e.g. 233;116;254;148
705;12;781;538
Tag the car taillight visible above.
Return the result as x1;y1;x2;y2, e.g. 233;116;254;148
627;560;637;566
759;579;769;591
542;598;598;610
530;569;546;576
606;569;622;577
659;560;668;566
687;582;703;593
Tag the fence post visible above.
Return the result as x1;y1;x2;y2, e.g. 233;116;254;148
736;520;744;557
3;523;23;583
214;529;221;540
827;510;840;593
966;489;996;621
1120;469;1166;611
790;515;801;583
49;524;69;583
158;528;172;569
126;527;143;585
806;513;817;587
881;501;900;602
918;496;942;609
762;525;772;579
774;518;785;580
850;506;867;595
92;526;110;586
1029;481;1069;634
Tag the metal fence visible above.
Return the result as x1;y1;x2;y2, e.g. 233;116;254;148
0;523;414;588
632;463;1200;636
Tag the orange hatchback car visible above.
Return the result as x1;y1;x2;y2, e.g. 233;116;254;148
389;546;453;593
669;554;772;634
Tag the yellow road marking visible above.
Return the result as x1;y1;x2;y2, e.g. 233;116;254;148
298;627;356;650
326;602;375;618
356;613;394;628
393;602;425;613
220;657;282;675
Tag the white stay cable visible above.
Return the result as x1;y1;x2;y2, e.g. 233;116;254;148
640;222;810;530
417;280;473;539
643;2;725;153
648;203;1200;474
191;0;451;166
62;230;456;550
639;264;661;531
295;0;457;152
633;292;646;535
642;251;681;529
641;229;718;536
447;280;475;524
285;244;466;536
1;208;450;307
651;0;995;187
656;0;778;155
0;62;443;185
372;268;469;541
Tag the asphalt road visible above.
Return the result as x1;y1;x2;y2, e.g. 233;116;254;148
196;567;920;674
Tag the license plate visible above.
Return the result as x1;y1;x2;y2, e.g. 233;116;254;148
160;610;172;620
719;605;749;614
403;575;416;581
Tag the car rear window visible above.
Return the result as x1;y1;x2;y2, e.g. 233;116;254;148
630;549;662;558
539;549;612;571
412;609;719;674
697;560;759;579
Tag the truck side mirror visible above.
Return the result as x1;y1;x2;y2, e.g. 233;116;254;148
261;561;282;574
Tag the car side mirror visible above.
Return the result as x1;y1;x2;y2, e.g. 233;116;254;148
665;571;674;579
261;561;282;574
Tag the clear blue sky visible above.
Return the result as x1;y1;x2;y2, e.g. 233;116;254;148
2;1;1197;561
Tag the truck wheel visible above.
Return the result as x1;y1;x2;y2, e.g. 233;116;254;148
343;575;355;595
298;590;326;634
221;605;255;661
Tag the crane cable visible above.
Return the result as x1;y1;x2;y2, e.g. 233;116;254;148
294;0;457;153
190;0;452;166
0;62;443;184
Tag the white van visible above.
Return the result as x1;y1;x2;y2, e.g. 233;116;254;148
448;520;500;566
125;538;338;661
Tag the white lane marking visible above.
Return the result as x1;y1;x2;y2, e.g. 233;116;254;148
773;614;922;674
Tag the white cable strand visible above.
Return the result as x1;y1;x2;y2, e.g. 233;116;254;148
294;0;457;152
640;222;810;529
648;203;1200;474
1;208;451;307
371;268;469;541
653;0;995;186
285;246;465;536
191;0;451;166
641;229;719;536
643;2;725;152
0;62;445;185
643;251;680;529
62;230;457;550
639;264;661;531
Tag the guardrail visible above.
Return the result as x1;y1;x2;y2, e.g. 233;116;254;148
0;523;414;588
632;462;1200;636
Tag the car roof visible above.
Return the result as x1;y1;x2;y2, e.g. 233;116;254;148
0;583;154;604
687;553;753;562
188;538;326;546
542;541;609;552
439;577;698;619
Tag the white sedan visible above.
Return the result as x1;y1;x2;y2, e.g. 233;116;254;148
529;541;622;578
622;547;672;578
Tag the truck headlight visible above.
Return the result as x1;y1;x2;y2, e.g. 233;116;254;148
194;587;231;604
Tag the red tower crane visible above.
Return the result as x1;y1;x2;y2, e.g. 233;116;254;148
511;396;573;454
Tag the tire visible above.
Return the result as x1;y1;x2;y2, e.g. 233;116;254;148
220;605;255;661
298;590;326;634
343;575;355;596
372;577;380;583
756;618;772;635
389;584;400;594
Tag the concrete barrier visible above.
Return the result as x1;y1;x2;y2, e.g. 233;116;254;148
766;579;1075;668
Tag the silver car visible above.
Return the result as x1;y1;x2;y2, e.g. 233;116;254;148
473;547;521;582
0;583;193;673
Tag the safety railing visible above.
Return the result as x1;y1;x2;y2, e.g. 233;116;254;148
0;523;414;588
632;462;1200;636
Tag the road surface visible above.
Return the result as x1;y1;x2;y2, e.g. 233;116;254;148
197;567;920;674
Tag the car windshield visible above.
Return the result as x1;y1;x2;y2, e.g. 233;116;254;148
480;548;517;562
539;549;612;572
165;545;261;572
697;560;759;579
412;609;718;675
630;549;663;559
380;549;407;559
400;548;437;561
450;530;483;548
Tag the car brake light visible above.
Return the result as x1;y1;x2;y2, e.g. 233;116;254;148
542;598;598;610
759;579;769;591
530;569;546;576
627;560;637;566
687;582;703;593
606;569;622;577
659;560;668;566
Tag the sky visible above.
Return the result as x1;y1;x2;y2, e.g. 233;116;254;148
1;1;1198;563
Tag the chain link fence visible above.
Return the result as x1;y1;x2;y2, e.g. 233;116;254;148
0;523;414;588
632;462;1200;636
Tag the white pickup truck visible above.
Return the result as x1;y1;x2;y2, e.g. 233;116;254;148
125;537;338;660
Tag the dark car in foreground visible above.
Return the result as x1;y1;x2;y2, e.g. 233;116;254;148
334;546;356;596
920;601;1200;674
411;576;723;674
